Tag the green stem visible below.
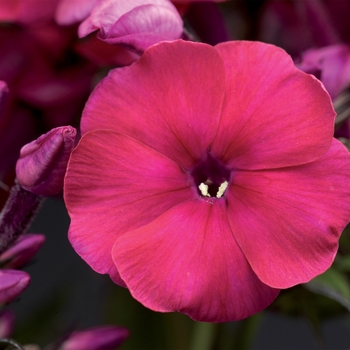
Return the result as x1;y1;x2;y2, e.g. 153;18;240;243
189;322;218;350
232;313;262;350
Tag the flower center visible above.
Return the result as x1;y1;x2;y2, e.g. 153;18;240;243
191;153;231;199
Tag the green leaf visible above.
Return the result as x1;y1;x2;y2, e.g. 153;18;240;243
304;268;350;311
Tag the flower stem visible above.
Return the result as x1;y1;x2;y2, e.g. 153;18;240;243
231;313;262;350
189;322;218;350
0;181;43;255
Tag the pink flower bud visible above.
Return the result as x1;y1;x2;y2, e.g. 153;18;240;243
0;234;45;269
0;310;15;337
16;126;77;196
0;270;30;304
60;325;129;350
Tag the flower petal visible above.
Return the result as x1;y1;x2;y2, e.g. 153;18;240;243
226;139;350;288
113;200;279;322
212;41;335;170
81;40;226;169
64;130;192;285
60;325;129;350
101;4;183;52
0;233;45;269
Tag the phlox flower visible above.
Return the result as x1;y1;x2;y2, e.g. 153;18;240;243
296;44;350;139
297;44;350;100
64;40;350;322
66;0;183;54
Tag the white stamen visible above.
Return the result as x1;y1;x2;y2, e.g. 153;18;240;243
198;183;210;197
216;181;228;198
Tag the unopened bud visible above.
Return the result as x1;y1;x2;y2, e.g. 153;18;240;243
60;325;129;350
16;126;77;196
0;269;30;304
0;233;45;269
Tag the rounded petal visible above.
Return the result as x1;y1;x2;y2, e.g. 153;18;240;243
81;40;226;169
226;139;350;288
64;130;192;285
211;41;335;170
113;200;279;322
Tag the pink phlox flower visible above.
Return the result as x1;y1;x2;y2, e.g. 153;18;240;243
296;44;350;100
77;0;183;53
64;40;350;322
296;44;350;139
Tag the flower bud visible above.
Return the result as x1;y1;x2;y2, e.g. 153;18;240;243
59;325;129;350
0;269;30;304
16;126;77;196
0;233;45;269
